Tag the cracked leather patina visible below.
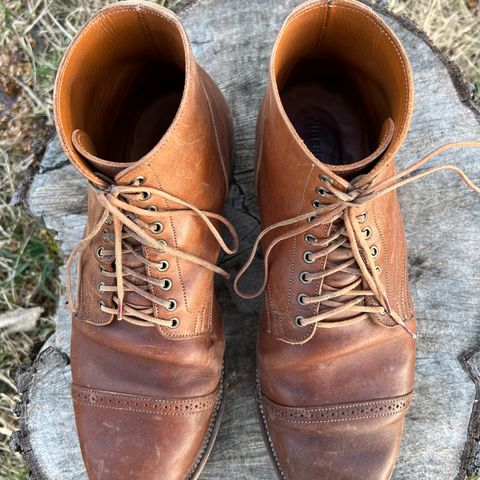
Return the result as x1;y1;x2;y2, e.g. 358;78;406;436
54;2;236;479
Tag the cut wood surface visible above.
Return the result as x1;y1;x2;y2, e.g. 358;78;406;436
11;1;480;479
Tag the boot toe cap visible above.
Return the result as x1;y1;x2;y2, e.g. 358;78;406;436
260;392;411;480
72;383;223;480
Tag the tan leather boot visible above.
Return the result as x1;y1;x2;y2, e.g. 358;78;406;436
54;2;237;479
235;1;480;479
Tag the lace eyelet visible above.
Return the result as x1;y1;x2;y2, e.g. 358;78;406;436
294;316;304;328
306;215;316;223
380;308;387;316
97;282;105;293
104;217;113;226
96;247;104;259
297;293;307;305
166;299;177;311
130;176;145;186
99;266;106;274
375;264;382;274
319;174;332;184
155;240;168;253
303;251;315;264
170;318;180;328
156;260;169;272
362;226;372;240
300;272;311;284
161;278;172;291
99;300;105;310
150;222;164;234
304;234;317;245
102;230;110;242
141;191;151;201
371;245;379;259
146;205;158;212
357;212;368;224
312;199;322;209
316;187;327;197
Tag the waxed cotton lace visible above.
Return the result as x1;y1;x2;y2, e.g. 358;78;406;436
67;183;238;328
234;141;480;338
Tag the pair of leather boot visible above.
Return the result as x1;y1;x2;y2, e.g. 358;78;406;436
54;1;480;479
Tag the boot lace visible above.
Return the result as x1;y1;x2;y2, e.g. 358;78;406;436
67;179;238;329
234;141;480;338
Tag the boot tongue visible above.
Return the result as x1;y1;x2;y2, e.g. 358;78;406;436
72;130;151;310
329;118;395;180
72;129;131;178
319;118;394;321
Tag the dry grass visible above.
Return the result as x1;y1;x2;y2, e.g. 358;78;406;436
387;0;480;99
0;0;478;478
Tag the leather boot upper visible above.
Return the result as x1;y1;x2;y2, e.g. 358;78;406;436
247;1;416;478
54;3;235;479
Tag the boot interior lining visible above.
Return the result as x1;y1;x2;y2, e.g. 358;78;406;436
56;7;187;167
272;3;413;167
280;59;384;167
105;61;184;163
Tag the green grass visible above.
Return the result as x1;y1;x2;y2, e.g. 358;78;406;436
0;216;61;311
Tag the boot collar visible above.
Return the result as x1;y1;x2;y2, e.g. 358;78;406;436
54;1;198;189
266;0;415;190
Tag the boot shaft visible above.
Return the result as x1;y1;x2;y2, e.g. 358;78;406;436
55;1;233;339
256;0;415;344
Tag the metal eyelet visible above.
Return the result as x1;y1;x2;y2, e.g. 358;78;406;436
380;307;387;316
297;293;307;306
304;234;317;245
316;187;327;197
303;251;315;264
96;247;104;258
362;226;372;240
146;205;158;212
130;176;145;186
300;272;311;284
161;278;172;291
306;215;316;223
156;240;168;253
371;245;379;259
102;230;110;242
150;222;164;234
157;260;169;272
170;318;180;328
99;300;105;310
141;191;151;201
319;174;332;184
375;264;382;274
357;212;368;224
99;266;106;275
97;282;105;293
312;199;322;209
166;299;177;311
104;217;113;226
294;316;304;328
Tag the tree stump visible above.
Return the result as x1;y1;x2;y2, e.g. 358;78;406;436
11;1;480;479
